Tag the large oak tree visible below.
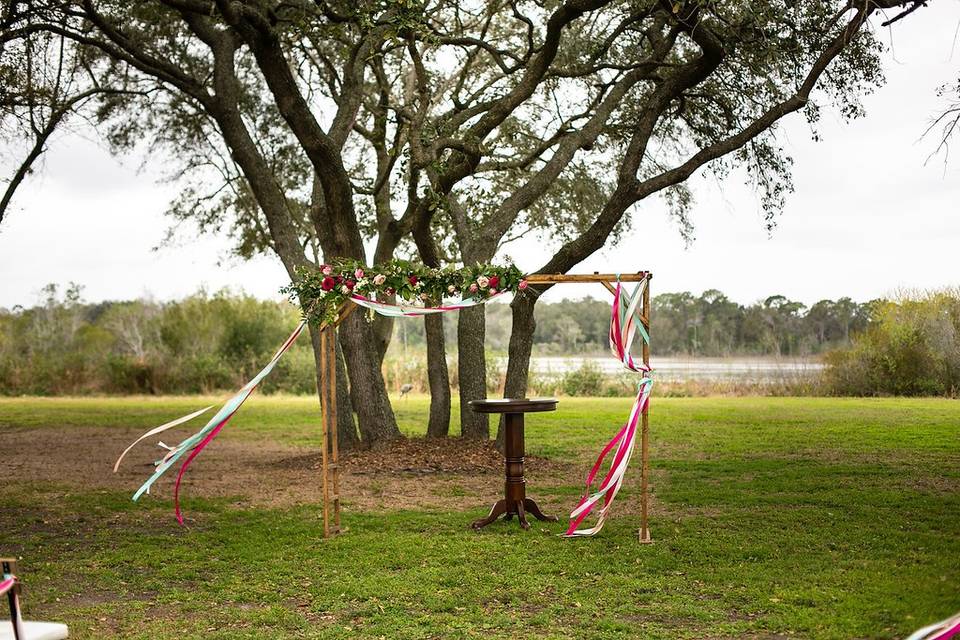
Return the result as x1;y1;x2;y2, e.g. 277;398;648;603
1;0;931;446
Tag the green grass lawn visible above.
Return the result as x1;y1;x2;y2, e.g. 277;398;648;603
1;396;958;639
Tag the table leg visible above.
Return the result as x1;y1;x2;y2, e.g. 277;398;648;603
472;499;508;530
516;498;530;530
471;409;558;531
504;412;526;502
523;498;558;522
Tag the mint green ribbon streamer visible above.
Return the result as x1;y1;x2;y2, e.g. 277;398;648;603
617;278;650;346
132;321;306;501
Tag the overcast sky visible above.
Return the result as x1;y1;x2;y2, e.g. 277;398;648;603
1;7;959;310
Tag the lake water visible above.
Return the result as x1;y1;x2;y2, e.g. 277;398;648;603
503;356;825;383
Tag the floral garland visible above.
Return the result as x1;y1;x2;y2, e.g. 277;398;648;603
285;259;528;325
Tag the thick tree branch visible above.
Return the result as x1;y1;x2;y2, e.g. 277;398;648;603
178;10;312;275
535;2;879;287
0;87;106;223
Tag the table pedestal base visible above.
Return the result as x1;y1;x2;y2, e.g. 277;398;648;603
467;400;560;532
471;497;557;530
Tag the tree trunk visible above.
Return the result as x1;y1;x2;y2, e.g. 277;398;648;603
338;311;402;446
497;290;539;449
372;313;394;363
413;218;452;438
457;305;489;439
424;313;451;438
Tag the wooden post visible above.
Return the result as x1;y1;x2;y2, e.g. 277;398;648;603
639;273;652;543
318;309;346;539
525;272;648;284
319;328;330;537
327;325;341;534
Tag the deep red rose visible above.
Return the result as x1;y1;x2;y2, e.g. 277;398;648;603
345;279;356;290
488;275;500;289
321;277;335;291
408;275;418;286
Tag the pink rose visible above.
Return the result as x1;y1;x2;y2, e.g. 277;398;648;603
373;274;387;286
469;283;478;293
489;288;497;295
321;265;332;275
518;279;528;290
488;275;500;288
354;268;364;280
321;277;335;291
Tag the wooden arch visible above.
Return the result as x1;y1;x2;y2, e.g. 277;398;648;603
316;272;652;541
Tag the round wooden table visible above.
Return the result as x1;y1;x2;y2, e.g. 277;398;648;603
468;398;559;530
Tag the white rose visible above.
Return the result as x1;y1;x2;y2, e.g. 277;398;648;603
447;284;456;294
373;274;387;286
341;285;351;294
476;275;489;288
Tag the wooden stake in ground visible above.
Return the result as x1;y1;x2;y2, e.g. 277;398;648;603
640;274;652;544
318;306;348;538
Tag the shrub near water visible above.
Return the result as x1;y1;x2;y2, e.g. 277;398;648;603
825;289;960;396
0;286;318;395
560;361;606;396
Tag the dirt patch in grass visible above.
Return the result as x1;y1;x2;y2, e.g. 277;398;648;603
1;425;577;513
274;437;557;475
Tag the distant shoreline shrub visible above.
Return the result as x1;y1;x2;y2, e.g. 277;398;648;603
824;289;960;397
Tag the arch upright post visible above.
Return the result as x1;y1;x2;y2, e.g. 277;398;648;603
639;273;652;543
318;302;356;538
524;271;653;542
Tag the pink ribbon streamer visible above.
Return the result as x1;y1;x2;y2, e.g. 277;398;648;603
170;321;306;524
564;280;652;536
908;613;960;640
939;623;960;640
172;408;235;525
118;321;306;524
564;380;651;536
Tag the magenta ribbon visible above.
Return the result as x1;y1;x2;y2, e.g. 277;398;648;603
908;613;960;640
169;321;306;524
118;321;306;524
564;280;652;536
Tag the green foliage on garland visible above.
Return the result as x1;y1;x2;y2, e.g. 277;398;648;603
284;259;527;325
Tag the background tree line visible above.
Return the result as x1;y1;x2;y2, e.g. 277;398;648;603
400;290;874;357
0;283;882;396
